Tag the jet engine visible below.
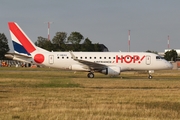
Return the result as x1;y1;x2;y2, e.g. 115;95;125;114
101;66;121;76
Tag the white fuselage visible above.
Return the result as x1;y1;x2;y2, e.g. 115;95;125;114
32;51;172;72
7;22;173;78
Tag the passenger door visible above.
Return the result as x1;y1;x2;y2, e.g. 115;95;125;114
49;55;54;64
146;55;151;65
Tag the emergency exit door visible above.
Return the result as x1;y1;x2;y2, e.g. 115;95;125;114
146;55;151;65
49;55;54;64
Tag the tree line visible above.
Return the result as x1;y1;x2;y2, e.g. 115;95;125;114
35;32;103;52
0;32;179;61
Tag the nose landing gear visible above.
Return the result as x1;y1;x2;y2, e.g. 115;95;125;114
148;74;153;79
148;70;154;79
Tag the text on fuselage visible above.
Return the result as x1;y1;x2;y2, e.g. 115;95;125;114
116;55;145;63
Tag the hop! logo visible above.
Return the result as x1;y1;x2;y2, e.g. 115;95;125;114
116;55;145;64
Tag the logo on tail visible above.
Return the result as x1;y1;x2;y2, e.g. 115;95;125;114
8;22;36;55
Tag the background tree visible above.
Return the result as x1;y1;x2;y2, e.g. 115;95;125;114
0;33;10;59
35;36;53;51
67;32;84;51
164;49;178;61
93;43;102;51
81;38;93;51
67;32;84;44
52;32;67;51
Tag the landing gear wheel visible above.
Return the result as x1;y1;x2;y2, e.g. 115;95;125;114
87;72;94;78
148;75;153;79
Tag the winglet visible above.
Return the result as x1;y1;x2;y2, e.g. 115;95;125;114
69;51;77;60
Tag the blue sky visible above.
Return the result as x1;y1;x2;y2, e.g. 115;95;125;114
1;0;180;52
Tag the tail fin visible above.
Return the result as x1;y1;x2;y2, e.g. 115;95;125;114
8;22;49;64
8;22;37;55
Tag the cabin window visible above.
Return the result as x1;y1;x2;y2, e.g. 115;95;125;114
94;57;96;59
85;57;87;59
57;57;60;59
104;57;106;59
80;57;82;59
90;57;92;59
67;57;69;59
62;57;64;59
100;57;102;59
113;57;115;59
109;57;111;59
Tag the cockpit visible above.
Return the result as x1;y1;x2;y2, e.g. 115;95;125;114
156;56;164;60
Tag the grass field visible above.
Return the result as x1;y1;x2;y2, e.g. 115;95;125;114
0;67;180;120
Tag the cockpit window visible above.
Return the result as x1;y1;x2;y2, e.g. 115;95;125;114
156;56;163;59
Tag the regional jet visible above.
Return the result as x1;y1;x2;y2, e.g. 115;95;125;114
5;22;173;78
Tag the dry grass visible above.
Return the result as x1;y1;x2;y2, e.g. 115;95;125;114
0;68;180;120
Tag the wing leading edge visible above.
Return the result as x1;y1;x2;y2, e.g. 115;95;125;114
69;51;107;70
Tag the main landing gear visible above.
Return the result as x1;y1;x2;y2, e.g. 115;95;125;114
87;72;94;78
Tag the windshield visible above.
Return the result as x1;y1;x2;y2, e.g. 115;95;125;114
156;56;164;60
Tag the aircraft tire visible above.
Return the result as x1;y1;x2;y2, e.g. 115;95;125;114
148;75;153;79
87;72;94;78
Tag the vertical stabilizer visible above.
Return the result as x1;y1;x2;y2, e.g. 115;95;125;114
8;22;36;55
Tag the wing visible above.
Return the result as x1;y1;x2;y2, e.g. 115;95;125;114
69;51;107;70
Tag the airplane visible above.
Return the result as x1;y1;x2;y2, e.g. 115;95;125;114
5;22;173;79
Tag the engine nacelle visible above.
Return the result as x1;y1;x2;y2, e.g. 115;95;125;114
101;66;121;76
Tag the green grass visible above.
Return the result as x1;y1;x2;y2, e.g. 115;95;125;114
0;67;81;88
0;67;180;120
